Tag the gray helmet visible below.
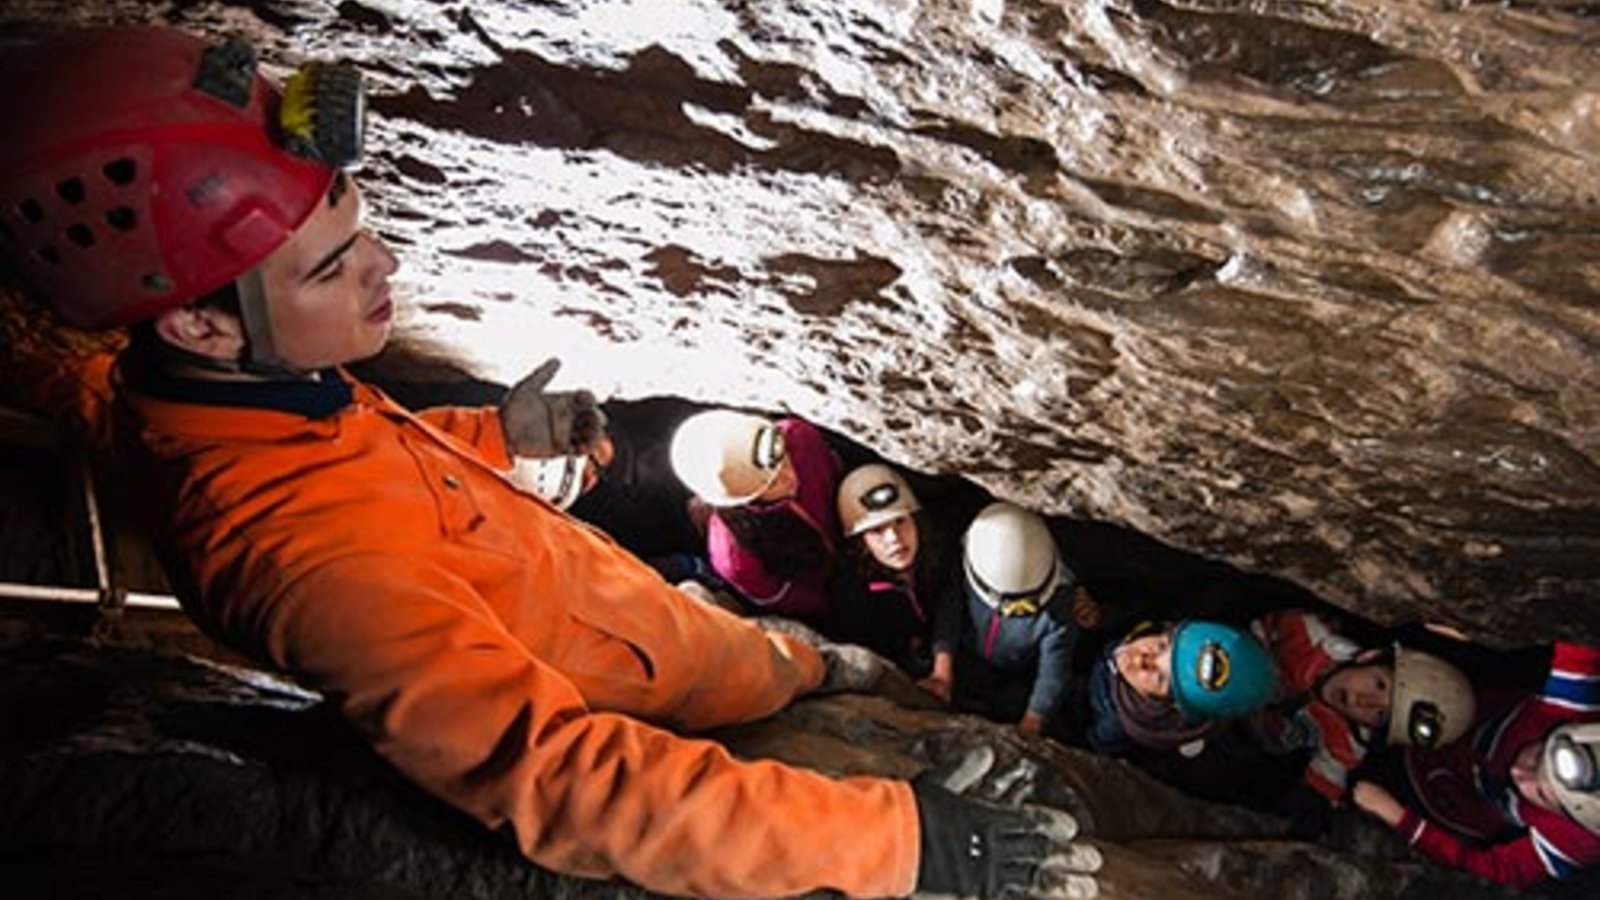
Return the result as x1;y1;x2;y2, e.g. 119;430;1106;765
1388;647;1476;748
1542;721;1600;835
837;463;920;537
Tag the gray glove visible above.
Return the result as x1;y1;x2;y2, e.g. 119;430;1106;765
499;358;607;459
815;641;889;694
911;751;1101;900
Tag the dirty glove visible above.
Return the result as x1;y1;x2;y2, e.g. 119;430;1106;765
815;641;889;694
911;772;1101;900
499;358;607;459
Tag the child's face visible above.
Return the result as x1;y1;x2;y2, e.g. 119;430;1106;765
1115;632;1174;699
1511;740;1562;812
1319;662;1393;727
862;515;919;572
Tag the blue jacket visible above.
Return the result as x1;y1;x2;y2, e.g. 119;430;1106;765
937;575;1079;719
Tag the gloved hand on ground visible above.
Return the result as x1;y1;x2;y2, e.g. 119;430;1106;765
911;748;1101;900
499;358;607;458
815;641;890;694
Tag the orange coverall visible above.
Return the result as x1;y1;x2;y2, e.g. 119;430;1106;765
121;371;918;899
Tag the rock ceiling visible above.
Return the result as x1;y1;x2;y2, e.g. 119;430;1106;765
4;0;1598;643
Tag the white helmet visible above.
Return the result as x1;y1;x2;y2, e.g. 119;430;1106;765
669;409;786;507
509;454;590;510
1387;647;1476;748
962;502;1062;615
1542;721;1600;835
837;464;920;537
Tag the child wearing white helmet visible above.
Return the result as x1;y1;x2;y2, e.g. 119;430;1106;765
933;501;1097;737
832;463;957;688
670;409;842;628
1354;640;1600;887
1247;609;1477;837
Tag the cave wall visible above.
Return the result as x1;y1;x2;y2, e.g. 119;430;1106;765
2;0;1597;644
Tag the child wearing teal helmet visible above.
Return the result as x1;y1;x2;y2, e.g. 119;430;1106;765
1087;618;1277;755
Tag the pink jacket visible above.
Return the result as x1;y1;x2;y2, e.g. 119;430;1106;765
707;417;841;623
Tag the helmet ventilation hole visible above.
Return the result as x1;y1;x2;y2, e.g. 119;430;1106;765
102;158;138;186
56;177;86;205
35;245;61;266
141;272;173;293
66;224;95;248
19;199;44;224
105;207;138;231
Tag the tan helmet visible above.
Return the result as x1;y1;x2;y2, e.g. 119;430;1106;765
1542;721;1600;835
837;464;920;537
962;502;1062;615
509;454;590;510
1387;647;1477;748
669;409;786;507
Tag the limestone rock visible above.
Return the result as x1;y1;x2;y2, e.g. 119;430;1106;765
5;638;1586;900
2;0;1596;644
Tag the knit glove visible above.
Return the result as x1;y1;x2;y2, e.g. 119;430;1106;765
499;358;607;459
911;771;1100;900
815;642;890;694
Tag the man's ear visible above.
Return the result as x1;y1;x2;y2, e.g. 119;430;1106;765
152;302;246;361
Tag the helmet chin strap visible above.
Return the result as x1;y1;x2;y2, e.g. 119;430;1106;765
235;268;317;379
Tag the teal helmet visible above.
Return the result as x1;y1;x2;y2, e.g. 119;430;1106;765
1169;620;1277;720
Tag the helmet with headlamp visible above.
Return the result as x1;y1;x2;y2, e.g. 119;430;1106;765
1387;647;1476;748
669;409;788;507
1542;721;1600;834
1169;620;1277;720
0;26;364;341
837;463;920;537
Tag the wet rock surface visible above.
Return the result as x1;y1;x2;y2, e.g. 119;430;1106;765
3;637;1578;900
1;3;1596;641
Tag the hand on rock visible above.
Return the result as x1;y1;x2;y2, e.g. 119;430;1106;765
911;749;1100;900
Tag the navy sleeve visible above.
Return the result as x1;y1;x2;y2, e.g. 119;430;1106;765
1026;610;1078;718
931;576;966;655
1086;657;1133;754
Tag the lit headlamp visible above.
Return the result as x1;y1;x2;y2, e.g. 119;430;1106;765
860;482;900;511
1407;701;1446;749
1551;731;1598;792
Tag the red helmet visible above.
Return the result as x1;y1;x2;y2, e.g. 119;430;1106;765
0;26;337;328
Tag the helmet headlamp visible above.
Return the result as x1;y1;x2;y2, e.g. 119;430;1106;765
1194;640;1232;693
1551;732;1598;791
1407;701;1445;748
751;425;786;472
860;482;900;511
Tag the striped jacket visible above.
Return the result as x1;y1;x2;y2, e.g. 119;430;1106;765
1250;610;1368;803
1392;641;1600;887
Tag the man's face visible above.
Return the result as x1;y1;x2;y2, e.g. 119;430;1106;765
256;178;398;370
1320;662;1393;728
1115;632;1173;699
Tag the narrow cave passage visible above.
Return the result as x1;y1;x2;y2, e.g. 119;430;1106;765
0;384;1588;900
